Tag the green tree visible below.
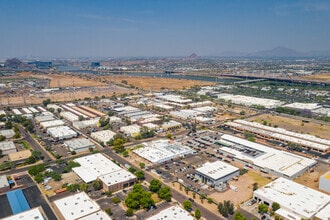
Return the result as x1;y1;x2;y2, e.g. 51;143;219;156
258;204;269;214
34;173;44;183
105;208;112;216
128;167;137;173
79;183;88;192
271;202;280;211
149;179;162;193
92;179;103;190
183;200;192;211
253;182;258;191
158;187;172;202
5;121;13;129
105;191;112;197
112;197;121;204
122;150;129;157
195;208;201;220
0;135;5;142
139;163;145;169
126;208;134;216
234;211;248;220
135;171;145;180
28;164;46;176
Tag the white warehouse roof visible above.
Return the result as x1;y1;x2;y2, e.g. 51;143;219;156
3;207;44;220
147;205;193;220
53;192;101;220
254;177;330;219
73;153;122;183
99;169;136;187
91;130;116;144
196;161;239;181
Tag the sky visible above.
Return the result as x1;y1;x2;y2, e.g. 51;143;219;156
1;0;330;58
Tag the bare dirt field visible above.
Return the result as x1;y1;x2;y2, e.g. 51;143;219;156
294;162;330;192
210;170;271;206
99;75;216;90
247;114;330;139
301;73;330;82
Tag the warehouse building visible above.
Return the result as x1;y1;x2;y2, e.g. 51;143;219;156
315;203;330;220
2;207;46;220
162;120;182;131
217;134;316;179
226;120;330;155
40;120;65;129
195;161;239;186
0;175;10;193
47;126;77;141
0;129;15;139
133;139;193;164
99;169;136;192
64;138;95;153
53;192;111;220
120;124;141;137
0;141;16;155
283;102;321;115
60;111;79;122
253;177;330;220
34;115;55;123
91;130;116;145
72;118;99;130
319;171;330;193
6;189;30;214
147;205;193;220
217;94;284;109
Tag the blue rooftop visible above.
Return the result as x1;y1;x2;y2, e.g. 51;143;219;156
6;189;30;214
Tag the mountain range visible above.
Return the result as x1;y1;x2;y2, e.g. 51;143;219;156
216;47;330;58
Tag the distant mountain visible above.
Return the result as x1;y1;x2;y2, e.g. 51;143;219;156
248;47;304;57
214;47;330;58
186;53;198;59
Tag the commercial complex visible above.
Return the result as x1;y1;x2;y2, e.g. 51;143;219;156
98;169;136;192
162;120;182;131
0;129;15;139
195;161;239;186
2;207;46;220
226;119;330;155
40;120;65;129
64;138;95;153
133;139;194;164
120;124;141;137
147;205;193;220
217;134;316;179
253;177;330;220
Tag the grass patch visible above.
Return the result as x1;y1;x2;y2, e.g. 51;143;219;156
151;193;162;203
247;171;271;187
18;140;31;149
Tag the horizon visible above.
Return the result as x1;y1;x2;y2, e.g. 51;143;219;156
1;0;330;58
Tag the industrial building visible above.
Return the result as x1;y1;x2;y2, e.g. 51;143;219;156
147;205;193;220
217;134;316;179
226;120;330;155
72;118;99;130
64;138;95;153
120;124;141;137
73;154;136;191
253;177;330;220
53;192;111;220
47;126;77;141
60;111;79;122
195;161;239;186
319;171;330;193
0;175;10;193
0;141;16;155
217;94;284;109
2;207;46;220
91;130;116;145
283;102;321;115
133;139;193;164
162;120;182;131
40;120;65;129
34;115;55;123
99;169;136;192
6;189;30;215
0;129;15;139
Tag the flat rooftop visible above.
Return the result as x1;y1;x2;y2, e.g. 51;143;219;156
254;177;330;219
73;153;122;183
54;192;100;220
147;205;193;220
99;169;136;187
2;207;44;220
195;161;239;180
219;134;316;178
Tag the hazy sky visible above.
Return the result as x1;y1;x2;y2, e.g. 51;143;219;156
1;0;330;57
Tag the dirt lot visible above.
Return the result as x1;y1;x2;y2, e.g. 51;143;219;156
301;73;330;82
294;162;330;192
99;75;216;90
247;114;330;139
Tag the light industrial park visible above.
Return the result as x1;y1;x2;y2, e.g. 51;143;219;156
1;1;330;220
